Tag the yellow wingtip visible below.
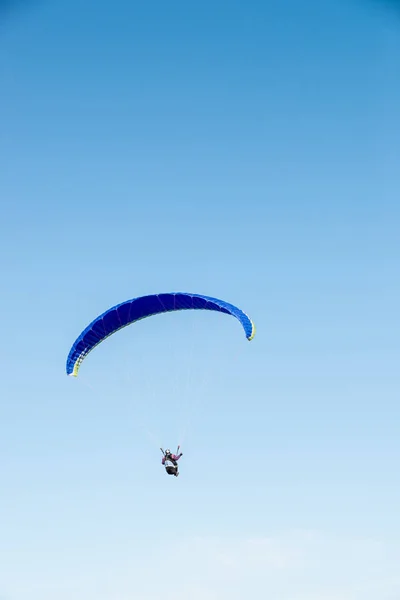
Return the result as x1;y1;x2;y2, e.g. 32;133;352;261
248;321;256;341
72;362;80;377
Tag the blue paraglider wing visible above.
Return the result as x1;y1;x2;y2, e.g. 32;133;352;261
66;292;255;377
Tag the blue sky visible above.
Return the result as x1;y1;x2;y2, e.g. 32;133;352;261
1;0;399;598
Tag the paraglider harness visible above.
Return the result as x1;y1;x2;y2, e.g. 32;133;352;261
161;446;181;477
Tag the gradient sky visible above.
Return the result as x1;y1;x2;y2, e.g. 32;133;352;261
1;1;399;598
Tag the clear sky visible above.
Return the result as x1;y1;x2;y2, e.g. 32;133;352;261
1;0;399;598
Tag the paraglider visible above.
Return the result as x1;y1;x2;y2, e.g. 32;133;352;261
161;446;183;477
66;291;255;480
66;291;255;377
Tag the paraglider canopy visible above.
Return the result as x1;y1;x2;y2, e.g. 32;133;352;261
66;292;255;377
